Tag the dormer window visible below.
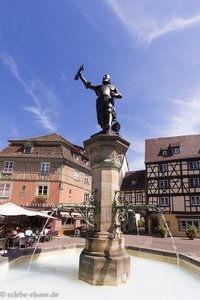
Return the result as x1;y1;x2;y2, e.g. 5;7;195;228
162;150;168;157
171;147;180;155
23;146;32;154
83;159;90;166
131;180;137;186
73;153;79;160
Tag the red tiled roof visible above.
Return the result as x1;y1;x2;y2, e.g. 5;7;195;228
145;134;200;163
0;133;90;170
121;170;145;190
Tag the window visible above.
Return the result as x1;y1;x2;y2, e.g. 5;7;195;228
40;162;50;174
159;179;169;188
0;183;10;198
125;193;132;202
159;163;168;172
74;169;80;181
84;193;90;202
191;196;200;206
189;178;199;187
37;185;48;196
160;197;169;206
24;146;32;154
131;180;137;186
3;161;14;173
180;220;200;231
73;153;79;160
162;150;168;156
188;161;199;170
171;147;180;155
136;193;142;201
83;159;89;166
84;174;89;184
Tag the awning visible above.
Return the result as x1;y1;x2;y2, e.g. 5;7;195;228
0;202;57;219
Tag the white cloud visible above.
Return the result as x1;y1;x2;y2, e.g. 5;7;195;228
163;94;200;137
145;15;200;44
122;85;200;171
1;52;58;132
106;0;200;44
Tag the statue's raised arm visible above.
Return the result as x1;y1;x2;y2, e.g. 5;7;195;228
74;65;122;135
74;65;95;90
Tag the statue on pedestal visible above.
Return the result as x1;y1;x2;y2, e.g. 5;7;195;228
74;65;122;134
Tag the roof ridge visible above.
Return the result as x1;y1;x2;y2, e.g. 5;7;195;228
145;133;200;142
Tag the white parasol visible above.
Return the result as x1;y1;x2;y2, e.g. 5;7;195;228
0;202;57;219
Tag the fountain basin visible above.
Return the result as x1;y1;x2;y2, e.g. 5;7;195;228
0;245;200;300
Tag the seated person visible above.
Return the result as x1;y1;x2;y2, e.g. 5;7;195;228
25;227;34;246
13;229;25;247
25;227;33;237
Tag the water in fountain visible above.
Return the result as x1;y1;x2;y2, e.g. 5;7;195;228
160;213;180;265
134;213;142;254
1;248;199;300
27;210;56;272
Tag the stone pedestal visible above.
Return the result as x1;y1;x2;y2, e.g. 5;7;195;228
79;134;130;286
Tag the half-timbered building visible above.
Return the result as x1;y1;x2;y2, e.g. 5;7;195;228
121;170;146;232
145;135;200;236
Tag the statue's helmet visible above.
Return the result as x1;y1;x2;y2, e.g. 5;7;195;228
102;74;111;84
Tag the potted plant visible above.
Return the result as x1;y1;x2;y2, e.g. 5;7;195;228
186;225;197;240
157;225;168;238
34;195;47;204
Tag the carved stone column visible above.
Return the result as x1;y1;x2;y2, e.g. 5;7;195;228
79;134;130;286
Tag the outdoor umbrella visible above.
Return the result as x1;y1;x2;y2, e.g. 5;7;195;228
0;202;57;219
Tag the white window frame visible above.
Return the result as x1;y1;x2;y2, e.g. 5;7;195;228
40;162;51;174
131;180;137;186
37;185;48;196
84;174;89;184
171;147;180;155
73;153;79;161
23;146;32;154
188;161;199;170
160;197;169;206
159;179;169;188
3;161;14;173
191;196;200;206
83;159;89;166
136;193;142;201
84;193;90;202
0;183;10;198
125;193;132;202
159;163;168;172
189;178;199;187
74;169;80;181
162;150;168;156
180;220;200;231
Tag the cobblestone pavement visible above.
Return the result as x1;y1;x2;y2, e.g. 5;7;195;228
35;234;200;261
124;234;200;261
1;234;200;263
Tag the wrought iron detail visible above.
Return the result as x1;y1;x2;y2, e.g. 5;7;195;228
112;191;163;228
53;191;97;227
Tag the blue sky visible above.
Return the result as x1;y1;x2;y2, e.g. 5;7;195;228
1;0;200;170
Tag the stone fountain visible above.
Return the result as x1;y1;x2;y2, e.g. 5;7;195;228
54;66;165;286
79;133;130;285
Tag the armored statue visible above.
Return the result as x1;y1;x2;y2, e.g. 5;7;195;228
74;65;122;134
